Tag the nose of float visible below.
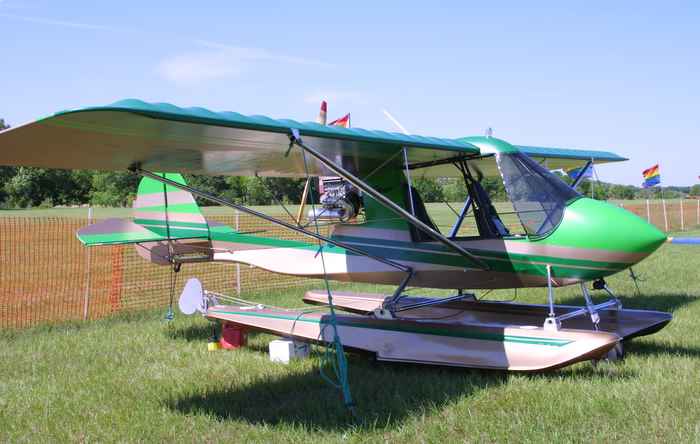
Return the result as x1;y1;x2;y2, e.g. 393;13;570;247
555;198;667;263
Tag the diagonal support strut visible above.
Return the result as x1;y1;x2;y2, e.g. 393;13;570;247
287;129;489;271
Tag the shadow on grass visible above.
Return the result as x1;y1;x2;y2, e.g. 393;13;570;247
165;324;273;346
168;353;637;431
557;292;698;313
626;340;700;358
165;323;214;341
169;358;507;430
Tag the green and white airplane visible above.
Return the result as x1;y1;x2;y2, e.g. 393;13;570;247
0;99;671;371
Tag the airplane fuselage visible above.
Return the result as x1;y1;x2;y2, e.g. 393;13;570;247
197;196;666;290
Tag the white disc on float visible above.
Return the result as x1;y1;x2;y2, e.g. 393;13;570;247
178;278;204;315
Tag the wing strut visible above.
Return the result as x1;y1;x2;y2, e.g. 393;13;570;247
287;129;490;271
571;160;593;190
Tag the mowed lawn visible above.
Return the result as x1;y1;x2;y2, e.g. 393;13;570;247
2;224;700;442
1;199;699;442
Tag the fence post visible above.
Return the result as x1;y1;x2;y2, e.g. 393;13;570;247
646;199;651;223
680;199;684;231
82;206;93;320
662;199;669;232
697;199;699;227
235;210;241;295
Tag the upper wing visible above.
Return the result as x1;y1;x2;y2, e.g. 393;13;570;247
410;140;627;177
514;144;627;171
0;99;479;177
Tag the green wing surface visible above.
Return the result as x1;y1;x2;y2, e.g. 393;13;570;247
0;99;480;177
0;99;627;177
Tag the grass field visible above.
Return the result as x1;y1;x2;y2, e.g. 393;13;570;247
2;231;700;442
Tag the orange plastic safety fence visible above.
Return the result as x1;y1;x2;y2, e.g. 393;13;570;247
0;213;326;329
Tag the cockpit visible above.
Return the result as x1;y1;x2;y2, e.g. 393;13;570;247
496;151;580;237
313;138;583;243
407;149;581;241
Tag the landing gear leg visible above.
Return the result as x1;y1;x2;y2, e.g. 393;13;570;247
580;283;600;329
543;265;561;331
593;278;623;310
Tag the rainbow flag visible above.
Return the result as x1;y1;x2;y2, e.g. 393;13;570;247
642;164;660;188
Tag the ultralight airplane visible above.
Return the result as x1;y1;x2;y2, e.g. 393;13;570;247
0;99;671;374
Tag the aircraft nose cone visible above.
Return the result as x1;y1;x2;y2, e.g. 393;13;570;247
598;201;667;255
630;216;667;253
550;198;667;264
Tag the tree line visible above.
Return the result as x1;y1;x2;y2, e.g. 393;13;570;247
0;119;698;209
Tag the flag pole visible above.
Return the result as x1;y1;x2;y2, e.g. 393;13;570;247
590;157;594;199
646;198;651;223
659;161;668;231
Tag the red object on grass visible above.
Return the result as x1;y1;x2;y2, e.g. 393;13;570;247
220;322;247;349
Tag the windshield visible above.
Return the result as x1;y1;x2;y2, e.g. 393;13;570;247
496;152;580;236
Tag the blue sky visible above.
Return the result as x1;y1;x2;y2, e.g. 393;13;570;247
1;1;698;185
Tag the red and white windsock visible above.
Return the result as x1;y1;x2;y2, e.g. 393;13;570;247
317;100;327;125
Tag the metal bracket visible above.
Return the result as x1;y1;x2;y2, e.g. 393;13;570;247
543;274;623;330
381;270;415;314
285;128;301;157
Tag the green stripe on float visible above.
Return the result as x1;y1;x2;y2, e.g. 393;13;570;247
209;310;573;347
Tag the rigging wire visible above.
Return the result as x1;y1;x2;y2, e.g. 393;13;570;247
254;173;299;224
442;199;460;217
297;140;355;415
165;266;177;321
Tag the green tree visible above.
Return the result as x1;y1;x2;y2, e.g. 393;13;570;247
3;167;87;207
0;119;15;206
481;177;506;201
690;184;700;197
222;176;251;203
90;171;140;207
442;178;468;202
413;177;444;202
184;174;231;206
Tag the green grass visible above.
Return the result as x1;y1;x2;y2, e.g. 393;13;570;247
2;241;700;443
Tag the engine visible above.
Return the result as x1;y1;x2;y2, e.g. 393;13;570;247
307;177;361;222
